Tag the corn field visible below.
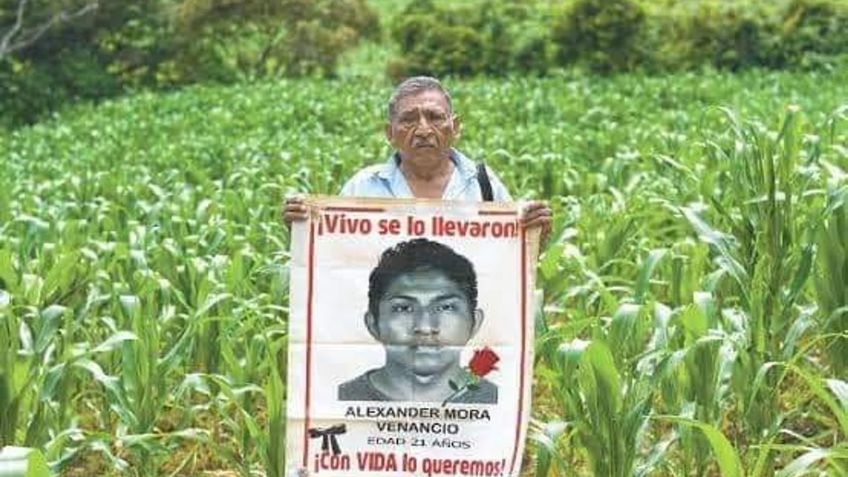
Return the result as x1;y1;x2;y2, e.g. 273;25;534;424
0;70;846;476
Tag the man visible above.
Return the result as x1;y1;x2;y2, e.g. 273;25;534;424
283;76;552;236
338;238;497;404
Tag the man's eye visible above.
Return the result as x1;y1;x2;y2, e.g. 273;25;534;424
434;303;457;313
391;304;413;313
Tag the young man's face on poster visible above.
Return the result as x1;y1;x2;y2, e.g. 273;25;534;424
365;268;483;377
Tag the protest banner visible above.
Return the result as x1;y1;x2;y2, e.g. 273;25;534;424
285;197;540;477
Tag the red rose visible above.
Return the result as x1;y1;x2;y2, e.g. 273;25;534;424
468;347;499;377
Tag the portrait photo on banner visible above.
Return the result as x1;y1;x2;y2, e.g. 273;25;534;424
285;197;538;476
336;237;499;405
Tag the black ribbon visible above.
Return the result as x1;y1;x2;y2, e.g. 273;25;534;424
308;424;347;455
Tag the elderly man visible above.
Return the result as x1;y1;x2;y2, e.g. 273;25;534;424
283;76;552;234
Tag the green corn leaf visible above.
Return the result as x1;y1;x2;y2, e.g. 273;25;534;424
825;379;848;410
0;446;51;477
775;448;830;477
90;331;138;354
582;341;622;415
34;305;65;354
0;250;19;295
265;346;286;477
42;252;80;301
531;420;568;477
788;365;848;435
635;249;667;304
539;242;564;281
654;415;744;477
556;338;589;378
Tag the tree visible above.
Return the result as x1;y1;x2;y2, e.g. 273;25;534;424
0;0;98;60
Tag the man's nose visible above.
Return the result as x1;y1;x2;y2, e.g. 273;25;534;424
415;113;433;131
413;309;440;335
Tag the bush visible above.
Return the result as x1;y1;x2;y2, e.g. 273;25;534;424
0;0;139;127
551;0;647;74
388;12;486;79
0;0;380;126
777;0;848;69
171;0;380;79
385;0;848;78
663;3;777;71
639;0;848;72
387;0;553;80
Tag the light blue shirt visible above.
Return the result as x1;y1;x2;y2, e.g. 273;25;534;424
340;149;512;201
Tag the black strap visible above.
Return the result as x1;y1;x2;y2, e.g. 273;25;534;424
477;162;494;202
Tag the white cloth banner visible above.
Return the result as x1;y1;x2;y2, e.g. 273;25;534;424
286;197;539;477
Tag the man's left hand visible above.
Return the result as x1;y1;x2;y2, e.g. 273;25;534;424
520;200;552;244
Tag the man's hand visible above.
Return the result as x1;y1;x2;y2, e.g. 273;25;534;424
282;195;309;226
520;200;552;244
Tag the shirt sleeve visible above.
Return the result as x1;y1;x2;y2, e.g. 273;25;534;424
339;168;369;197
339;177;355;197
339;165;384;198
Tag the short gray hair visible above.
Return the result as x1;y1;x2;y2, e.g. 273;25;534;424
387;76;453;122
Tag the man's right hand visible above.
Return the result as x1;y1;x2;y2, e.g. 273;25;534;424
282;196;309;226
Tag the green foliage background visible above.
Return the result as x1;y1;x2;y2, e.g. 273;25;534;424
387;0;848;78
0;0;380;127
2;0;848;127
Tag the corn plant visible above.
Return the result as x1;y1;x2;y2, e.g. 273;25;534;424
76;289;203;476
814;186;848;376
683;107;821;443
649;292;738;476
0;244;136;450
1;70;847;475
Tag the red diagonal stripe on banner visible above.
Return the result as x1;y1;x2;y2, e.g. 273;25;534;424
510;227;528;475
302;221;316;467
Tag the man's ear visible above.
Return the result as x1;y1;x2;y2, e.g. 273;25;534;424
365;312;381;341
385;123;394;144
469;308;484;338
450;114;462;142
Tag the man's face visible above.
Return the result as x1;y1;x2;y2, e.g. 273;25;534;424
366;268;482;378
386;90;460;162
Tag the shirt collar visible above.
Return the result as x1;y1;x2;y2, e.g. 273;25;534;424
376;148;477;181
374;149;478;199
